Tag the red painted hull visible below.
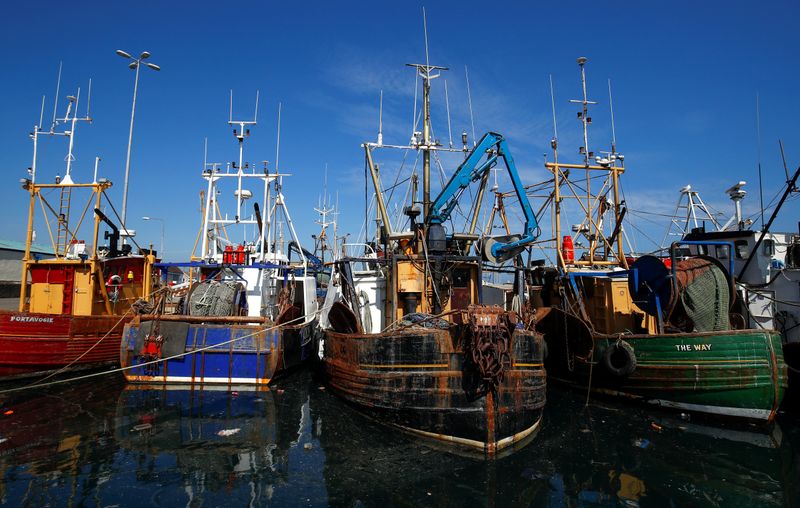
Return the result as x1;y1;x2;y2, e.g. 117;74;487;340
0;310;127;380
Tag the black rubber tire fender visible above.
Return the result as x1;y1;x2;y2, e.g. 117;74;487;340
603;340;637;377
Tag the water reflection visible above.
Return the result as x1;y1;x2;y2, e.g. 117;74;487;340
0;371;797;506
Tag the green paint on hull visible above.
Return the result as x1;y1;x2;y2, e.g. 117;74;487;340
547;329;787;422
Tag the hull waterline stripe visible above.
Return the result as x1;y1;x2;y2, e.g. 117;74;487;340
359;363;449;369
396;418;542;452
126;375;271;385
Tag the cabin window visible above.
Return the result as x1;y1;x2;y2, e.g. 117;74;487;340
763;239;775;256
452;268;471;288
715;245;729;259
734;240;749;260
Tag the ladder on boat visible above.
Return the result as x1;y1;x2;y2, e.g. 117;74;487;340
56;186;72;257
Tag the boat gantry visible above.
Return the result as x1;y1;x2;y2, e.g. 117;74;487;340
121;92;319;387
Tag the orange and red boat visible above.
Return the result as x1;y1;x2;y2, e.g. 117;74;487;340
0;89;156;381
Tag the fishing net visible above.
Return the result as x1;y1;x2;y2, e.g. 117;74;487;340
673;257;730;332
187;280;245;317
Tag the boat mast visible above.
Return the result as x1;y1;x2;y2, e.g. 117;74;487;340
406;63;446;221
547;57;628;269
569;57;598;260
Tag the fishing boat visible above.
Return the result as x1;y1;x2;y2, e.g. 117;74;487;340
0;83;156;381
320;60;546;456
664;172;800;394
120;94;318;387
534;57;786;423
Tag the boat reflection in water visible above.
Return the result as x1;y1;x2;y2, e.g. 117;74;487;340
0;376;125;506
114;380;326;505
0;372;797;506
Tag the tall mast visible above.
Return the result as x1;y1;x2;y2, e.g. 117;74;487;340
406;63;446;221
547;57;627;269
569;57;598;258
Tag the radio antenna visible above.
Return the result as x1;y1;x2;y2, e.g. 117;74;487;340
203;137;208;171
412;68;419;136
756;93;765;228
377;90;383;146
86;78;93;118
549;74;558;141
779;139;791;183
465;65;476;147
51;61;63;130
444;79;453;148
423;7;430;69
275;101;282;172
608;78;617;154
254;90;259;122
38;95;46;128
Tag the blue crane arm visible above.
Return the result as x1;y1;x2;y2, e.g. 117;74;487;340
427;132;539;259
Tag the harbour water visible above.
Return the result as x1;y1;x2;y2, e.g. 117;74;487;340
0;368;797;507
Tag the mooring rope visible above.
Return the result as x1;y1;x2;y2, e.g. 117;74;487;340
21;286;174;390
0;298;332;395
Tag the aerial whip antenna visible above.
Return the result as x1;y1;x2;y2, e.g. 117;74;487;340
444;80;453;148
86;78;92;118
465;65;476;147
377;90;383;146
412;68;419;136
779;139;791;185
51;61;62;130
254;90;259;122
549;74;558;141
203;137;208;171
756;93;765;228
38;95;46;128
423;6;430;69
275;101;282;172
608;78;617;153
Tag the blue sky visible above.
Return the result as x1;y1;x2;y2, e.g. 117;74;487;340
1;1;798;261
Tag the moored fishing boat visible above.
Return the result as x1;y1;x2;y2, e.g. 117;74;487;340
321;60;546;456
535;57;786;423
664;175;800;397
120;95;318;386
0;84;156;380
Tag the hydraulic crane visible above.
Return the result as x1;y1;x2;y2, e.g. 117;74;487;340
426;131;539;263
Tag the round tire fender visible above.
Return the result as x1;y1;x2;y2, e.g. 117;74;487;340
603;340;637;377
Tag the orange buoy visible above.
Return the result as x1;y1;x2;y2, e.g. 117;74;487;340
561;235;575;264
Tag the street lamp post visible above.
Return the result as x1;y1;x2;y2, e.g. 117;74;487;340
142;216;165;258
116;49;160;231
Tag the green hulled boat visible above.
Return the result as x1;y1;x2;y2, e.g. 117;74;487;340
533;57;786;423
540;304;786;422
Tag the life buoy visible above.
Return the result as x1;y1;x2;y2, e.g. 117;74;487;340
106;274;122;286
603;340;637;377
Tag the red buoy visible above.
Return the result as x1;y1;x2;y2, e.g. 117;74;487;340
561;235;575;264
